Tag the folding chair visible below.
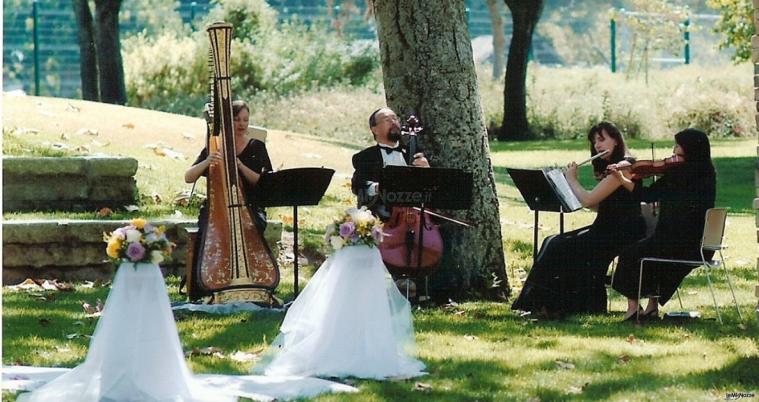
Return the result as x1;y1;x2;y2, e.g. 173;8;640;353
636;208;743;324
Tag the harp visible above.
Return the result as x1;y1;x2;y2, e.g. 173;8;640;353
189;22;280;305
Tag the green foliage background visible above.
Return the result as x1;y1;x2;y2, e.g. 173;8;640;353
708;0;755;62
123;0;380;116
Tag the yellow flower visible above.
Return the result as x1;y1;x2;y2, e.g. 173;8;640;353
106;238;122;258
155;225;166;236
131;218;147;230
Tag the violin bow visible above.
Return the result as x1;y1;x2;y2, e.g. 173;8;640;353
410;207;472;227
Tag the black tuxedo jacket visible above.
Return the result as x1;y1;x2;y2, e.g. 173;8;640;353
351;144;411;215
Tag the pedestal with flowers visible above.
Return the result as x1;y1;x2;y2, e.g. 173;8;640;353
17;218;228;402
251;207;425;379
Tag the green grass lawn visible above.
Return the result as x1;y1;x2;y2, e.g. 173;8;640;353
4;118;759;401
3;273;758;401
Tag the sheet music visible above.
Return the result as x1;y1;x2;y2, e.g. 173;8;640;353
543;168;582;211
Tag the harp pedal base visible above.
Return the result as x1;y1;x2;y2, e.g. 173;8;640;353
213;288;282;308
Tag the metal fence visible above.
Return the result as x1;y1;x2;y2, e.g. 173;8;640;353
4;1;724;100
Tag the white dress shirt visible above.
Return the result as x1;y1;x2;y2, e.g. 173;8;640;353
368;142;407;196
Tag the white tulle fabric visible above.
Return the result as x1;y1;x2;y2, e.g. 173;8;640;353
18;262;232;402
253;245;426;379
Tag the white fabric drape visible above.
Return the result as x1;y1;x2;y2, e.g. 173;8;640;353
253;245;426;379
17;262;232;402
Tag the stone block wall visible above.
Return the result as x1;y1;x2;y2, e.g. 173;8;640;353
2;219;282;284
2;156;138;212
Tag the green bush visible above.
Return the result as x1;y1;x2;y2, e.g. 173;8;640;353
124;0;379;115
478;63;754;140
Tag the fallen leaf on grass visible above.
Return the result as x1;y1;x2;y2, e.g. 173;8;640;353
555;360;575;370
122;123;135;129
626;334;636;344
229;351;259;362
82;299;104;318
96;207;113;217
617;354;631;364
75;128;98;136
7;278;43;291
185;347;225;359
33;294;56;302
567;385;583;394
443;299;459;308
413;382;432;392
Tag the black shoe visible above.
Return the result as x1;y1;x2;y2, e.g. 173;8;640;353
640;309;660;321
623;308;643;322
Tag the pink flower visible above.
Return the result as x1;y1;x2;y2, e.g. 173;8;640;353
126;242;146;262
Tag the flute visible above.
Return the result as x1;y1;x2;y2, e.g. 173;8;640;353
576;150;609;166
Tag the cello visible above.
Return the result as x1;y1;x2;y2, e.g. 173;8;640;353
192;23;280;305
379;115;468;278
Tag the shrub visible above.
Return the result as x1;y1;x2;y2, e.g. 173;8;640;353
478;63;754;140
124;1;380;115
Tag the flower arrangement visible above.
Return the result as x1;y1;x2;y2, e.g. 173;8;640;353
104;218;175;267
324;207;384;251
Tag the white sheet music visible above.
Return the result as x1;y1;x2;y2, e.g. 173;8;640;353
544;168;582;211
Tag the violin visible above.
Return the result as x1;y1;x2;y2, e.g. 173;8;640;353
606;155;684;179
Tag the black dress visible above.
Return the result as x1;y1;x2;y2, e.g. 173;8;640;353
192;139;273;232
611;165;715;305
188;139;273;300
511;183;646;315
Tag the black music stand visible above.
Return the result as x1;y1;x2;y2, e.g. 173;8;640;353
506;167;578;261
253;167;334;297
381;165;473;271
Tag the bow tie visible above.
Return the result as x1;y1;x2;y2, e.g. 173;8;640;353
382;145;404;155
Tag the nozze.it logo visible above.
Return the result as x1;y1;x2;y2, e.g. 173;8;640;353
725;392;755;400
359;188;432;208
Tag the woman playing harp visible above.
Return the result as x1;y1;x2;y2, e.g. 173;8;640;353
185;100;271;232
184;99;278;304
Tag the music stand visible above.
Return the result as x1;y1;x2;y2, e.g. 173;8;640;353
506;167;572;261
253;167;334;297
381;165;473;271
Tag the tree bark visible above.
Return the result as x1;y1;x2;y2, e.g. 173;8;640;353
72;0;99;101
487;0;505;80
498;0;543;141
94;0;126;104
373;0;508;300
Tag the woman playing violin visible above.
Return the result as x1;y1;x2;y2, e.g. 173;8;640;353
512;122;647;318
611;128;716;321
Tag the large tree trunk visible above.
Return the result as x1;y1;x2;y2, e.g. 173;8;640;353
373;0;508;300
72;0;99;101
94;0;126;105
498;0;543;141
487;0;506;80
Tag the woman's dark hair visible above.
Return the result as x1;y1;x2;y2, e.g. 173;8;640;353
675;128;715;180
232;100;249;117
587;121;629;176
